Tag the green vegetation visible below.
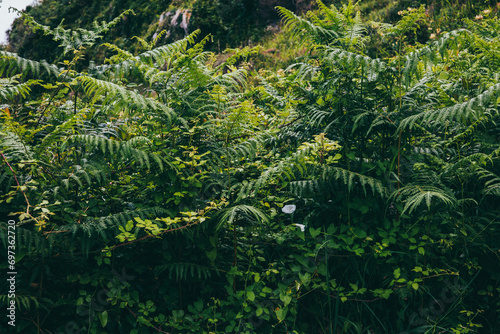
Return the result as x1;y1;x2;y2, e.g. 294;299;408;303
1;1;499;333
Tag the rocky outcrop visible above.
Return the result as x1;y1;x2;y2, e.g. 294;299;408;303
153;9;192;41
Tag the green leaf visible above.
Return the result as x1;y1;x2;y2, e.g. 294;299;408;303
276;307;288;321
354;229;367;238
125;220;134;232
280;294;292;306
247;291;255;302
99;310;108;327
393;268;401;279
206;248;217;262
309;227;321;238
412;283;419;291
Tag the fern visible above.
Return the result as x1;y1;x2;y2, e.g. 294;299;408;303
391;185;456;215
0;222;56;256
405;29;469;61
211;204;269;231
60;207;171;241
319;46;387;74
236;145;312;200
315;0;346;29
137;30;200;65
0;51;60;78
207;131;273;168
76;76;176;124
95;30;201;80
14;8;134;54
478;167;500;197
278;0;369;48
0;78;41;100
276;6;338;43
399;82;500;130
62;134;166;171
154;262;213;280
0;294;40;311
37;109;90;151
0;130;33;162
325;166;386;197
289;165;387;199
285;62;321;83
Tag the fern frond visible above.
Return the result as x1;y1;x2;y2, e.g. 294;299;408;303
207;131;273;170
276;6;338;42
399;82;500;130
285;62;321;82
401;29;470;84
0;79;41;100
392;185;456;214
137;30;200;65
15;9;134;54
319;46;386;73
61;207;171;241
324;166;387;197
211;204;269;231
0;130;33;161
63;135;167;171
219;46;261;69
237;147;312;200
58;159;111;190
478;167;500;197
0;51;60;78
306;105;332;128
94;31;202;82
0;222;56;255
316;0;345;28
213;67;248;90
154;262;213;280
257;75;287;105
101;43;135;62
289;164;387;198
0;294;40;311
38;109;90;150
76;76;176;124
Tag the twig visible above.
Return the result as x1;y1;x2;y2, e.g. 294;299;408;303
0;151;36;221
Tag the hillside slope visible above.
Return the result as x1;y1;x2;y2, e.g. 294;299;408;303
6;0;499;66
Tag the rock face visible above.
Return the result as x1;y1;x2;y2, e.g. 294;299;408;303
153;8;192;42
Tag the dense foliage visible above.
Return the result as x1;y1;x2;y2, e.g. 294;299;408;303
6;0;297;61
1;1;499;333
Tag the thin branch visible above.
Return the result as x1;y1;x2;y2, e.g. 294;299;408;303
0;151;36;221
